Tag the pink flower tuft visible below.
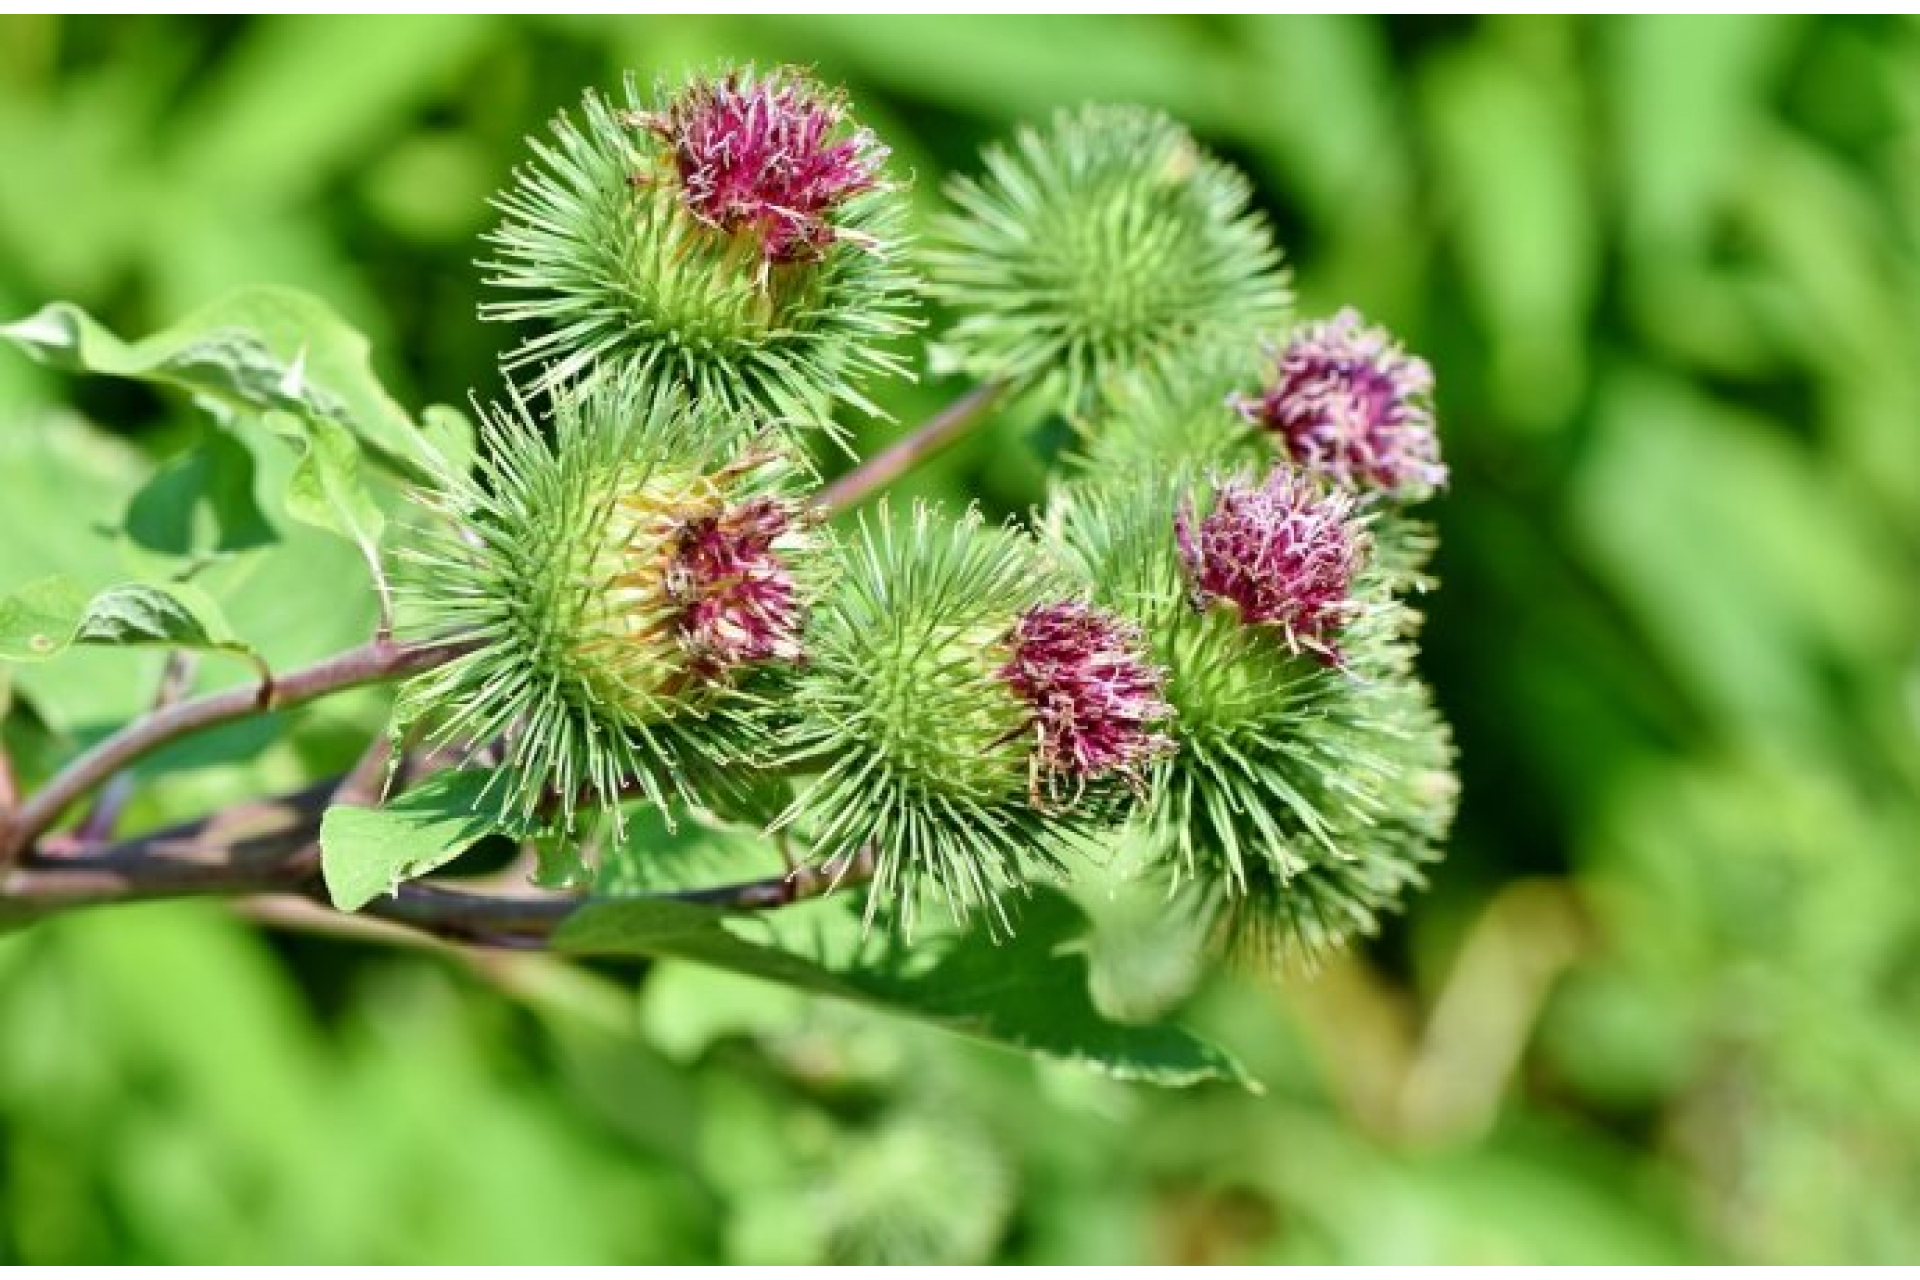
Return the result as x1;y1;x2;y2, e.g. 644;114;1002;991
645;69;884;264
670;497;803;674
1001;601;1173;790
1234;308;1445;499
1175;469;1366;664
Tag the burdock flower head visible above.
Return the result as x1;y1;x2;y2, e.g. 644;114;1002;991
1235;308;1444;501
780;507;1120;933
1044;473;1454;964
398;377;820;830
1175;468;1367;664
484;64;915;426
644;67;886;264
1001;600;1173;799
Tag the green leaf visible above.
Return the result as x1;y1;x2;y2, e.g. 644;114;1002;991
0;286;440;480
0;412;159;731
320;769;504;912
73;582;264;673
258;409;385;574
122;428;278;566
0;288;439;600
556;890;1249;1088
0;577;265;677
419;403;478;480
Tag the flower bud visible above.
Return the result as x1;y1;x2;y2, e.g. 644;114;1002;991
485;65;916;427
1042;474;1454;962
781;507;1114;932
926;105;1291;413
643;69;885;264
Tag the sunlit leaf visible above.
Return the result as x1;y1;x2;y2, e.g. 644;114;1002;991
558;890;1250;1088
0;286;441;479
320;769;504;912
122;427;278;567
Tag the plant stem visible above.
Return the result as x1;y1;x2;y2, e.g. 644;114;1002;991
361;846;876;946
0;775;873;947
817;381;1007;514
0;779;337;908
0;637;470;864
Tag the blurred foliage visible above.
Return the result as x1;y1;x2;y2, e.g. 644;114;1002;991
1;14;1917;1263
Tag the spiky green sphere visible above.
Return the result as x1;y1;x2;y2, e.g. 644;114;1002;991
925;104;1292;413
780;505;1113;932
397;375;824;831
483;66;918;431
1043;473;1457;961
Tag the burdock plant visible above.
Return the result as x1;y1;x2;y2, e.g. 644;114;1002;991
0;63;1455;1092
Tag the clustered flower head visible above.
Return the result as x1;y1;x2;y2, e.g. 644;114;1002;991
1175;468;1367;664
1000;601;1173;796
484;66;914;425
446;65;1460;957
924;104;1292;414
670;494;804;676
1234;307;1445;500
641;67;886;264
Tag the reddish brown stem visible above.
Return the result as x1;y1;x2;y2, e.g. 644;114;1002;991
0;637;470;866
0;776;873;949
817;381;1006;514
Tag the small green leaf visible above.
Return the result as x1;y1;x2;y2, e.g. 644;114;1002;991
0;576;91;662
1;288;437;599
419;403;477;479
556;890;1250;1088
73;582;261;669
530;830;591;892
0;414;167;732
320;769;504;912
0;577;265;678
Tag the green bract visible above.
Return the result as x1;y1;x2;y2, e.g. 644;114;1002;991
1043;474;1456;960
925;105;1292;413
780;504;1110;932
483;70;918;433
395;375;823;832
1069;352;1267;475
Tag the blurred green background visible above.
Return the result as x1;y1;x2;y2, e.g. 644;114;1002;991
1;14;1918;1263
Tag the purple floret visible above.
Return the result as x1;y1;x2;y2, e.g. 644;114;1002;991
646;69;884;264
1235;308;1445;500
1176;469;1366;664
1002;600;1173;788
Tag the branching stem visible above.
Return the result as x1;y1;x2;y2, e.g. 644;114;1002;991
0;775;873;948
0;637;471;865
